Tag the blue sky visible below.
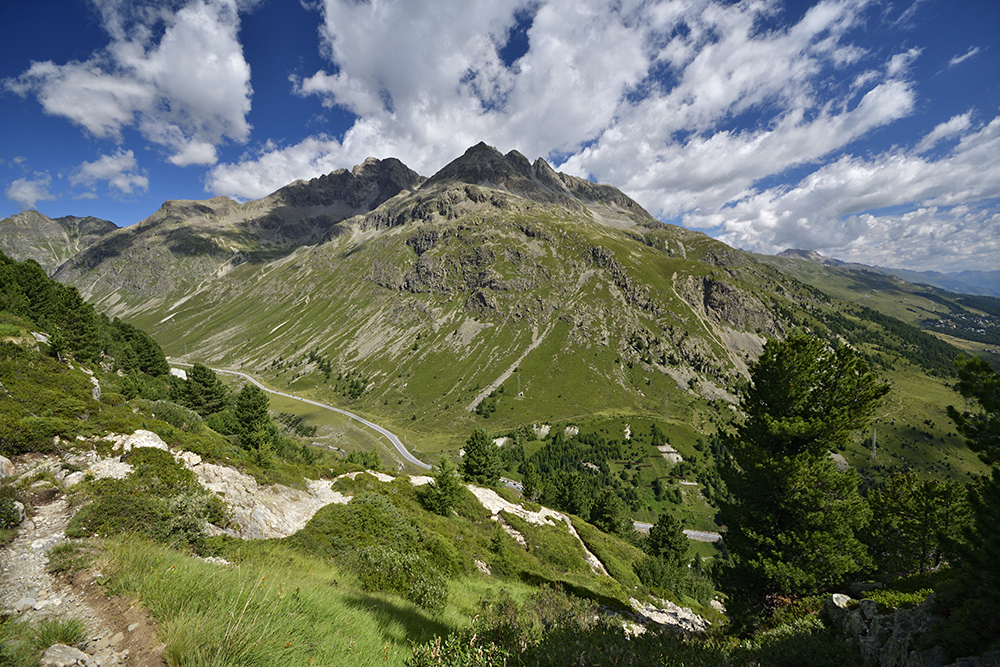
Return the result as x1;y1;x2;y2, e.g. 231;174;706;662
2;0;998;272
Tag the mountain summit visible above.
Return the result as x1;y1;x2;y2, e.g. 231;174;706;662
424;142;652;220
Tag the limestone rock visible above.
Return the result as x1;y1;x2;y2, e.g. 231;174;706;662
108;429;169;453
63;471;87;487
0;455;13;478
40;643;89;667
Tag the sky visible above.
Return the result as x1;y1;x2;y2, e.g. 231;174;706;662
2;0;998;273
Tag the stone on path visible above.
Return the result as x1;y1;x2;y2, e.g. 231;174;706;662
40;643;89;667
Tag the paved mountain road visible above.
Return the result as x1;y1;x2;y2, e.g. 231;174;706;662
170;363;432;471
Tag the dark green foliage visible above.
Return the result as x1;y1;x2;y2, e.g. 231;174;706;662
423;457;463;516
345;449;381;470
929;357;1000;658
180;363;229;417
292;492;421;559
521;462;540;502
947;355;1000;466
589;487;632;538
275;412;317;438
865;472;970;578
109;319;168;376
645;512;689;569
67;448;224;548
353;545;448;612
0;485;21;530
718;334;886;631
462;429;501;486
0;252;167;368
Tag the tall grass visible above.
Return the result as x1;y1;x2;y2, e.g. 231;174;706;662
101;538;453;666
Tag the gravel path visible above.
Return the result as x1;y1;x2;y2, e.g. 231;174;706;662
0;458;164;666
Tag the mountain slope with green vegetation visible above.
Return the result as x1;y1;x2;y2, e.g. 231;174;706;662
25;145;980;490
755;251;1000;366
3;253;997;666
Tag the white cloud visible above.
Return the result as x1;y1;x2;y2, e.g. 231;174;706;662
708;116;1000;271
201;0;996;271
211;0;895;200
915;113;972;154
4;0;252;166
948;46;981;68
70;149;149;195
5;173;56;209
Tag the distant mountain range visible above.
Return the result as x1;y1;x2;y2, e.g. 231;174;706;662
773;249;1000;297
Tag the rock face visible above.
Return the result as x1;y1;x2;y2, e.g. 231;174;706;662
0;210;117;273
274;156;424;210
822;594;1000;667
184;461;351;540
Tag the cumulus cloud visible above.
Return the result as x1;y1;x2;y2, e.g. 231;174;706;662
201;0;996;271
709;116;1000;271
5;173;56;209
70;149;149;195
211;0;898;200
4;0;252;166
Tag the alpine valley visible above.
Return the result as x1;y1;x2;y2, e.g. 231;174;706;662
1;142;992;485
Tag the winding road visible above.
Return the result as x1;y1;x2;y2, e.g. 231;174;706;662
169;362;723;542
170;363;431;471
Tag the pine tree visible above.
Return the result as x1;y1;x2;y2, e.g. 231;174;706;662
426;457;463;516
462;429;501;486
183;364;229;416
234;384;271;450
645;512;689;571
521;462;540;502
717;333;888;631
937;355;1000;655
590;488;632;537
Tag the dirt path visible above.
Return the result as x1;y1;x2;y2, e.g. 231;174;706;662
0;458;165;666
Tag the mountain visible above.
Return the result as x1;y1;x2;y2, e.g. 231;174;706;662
759;249;1000;357
885;268;1000;298
0;210;117;274
775;248;1000;297
4;144;984;483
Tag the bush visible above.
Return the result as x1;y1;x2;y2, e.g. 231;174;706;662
353;545;448;612
138;400;203;432
0;495;20;529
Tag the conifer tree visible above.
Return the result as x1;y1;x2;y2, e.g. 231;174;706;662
645;512;689;571
462;429;501;486
426;457;463;516
234;384;271;450
939;355;1000;655
717;333;888;631
183;363;229;416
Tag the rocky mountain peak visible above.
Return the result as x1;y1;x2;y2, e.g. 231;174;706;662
275;157;425;210
421;143;654;223
0;209;117;273
777;249;845;266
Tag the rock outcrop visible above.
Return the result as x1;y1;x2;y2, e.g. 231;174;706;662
822;594;999;667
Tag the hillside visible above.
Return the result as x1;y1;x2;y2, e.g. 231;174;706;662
0;266;724;665
0;210;117;274
2;246;996;667
0;146;986;517
755;250;1000;364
